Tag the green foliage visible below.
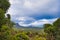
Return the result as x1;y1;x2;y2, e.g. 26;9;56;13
0;25;10;40
44;24;52;33
53;18;60;40
0;0;14;40
1;25;9;31
0;0;10;28
0;9;5;27
53;18;60;27
0;9;5;19
14;33;29;40
0;0;10;12
44;24;56;33
44;18;60;40
34;37;46;40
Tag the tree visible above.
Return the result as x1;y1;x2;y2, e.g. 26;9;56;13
44;18;60;40
0;0;11;40
7;14;11;20
0;0;10;12
0;0;10;28
0;9;5;29
53;18;60;40
14;33;29;40
44;24;56;40
0;0;10;31
53;18;60;28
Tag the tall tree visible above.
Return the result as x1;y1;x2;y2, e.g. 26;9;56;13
44;24;56;40
53;18;60;40
44;18;60;40
0;0;10;12
0;0;11;40
0;9;5;28
0;0;10;30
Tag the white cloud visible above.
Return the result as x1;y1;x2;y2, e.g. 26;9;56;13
9;0;21;4
17;17;57;27
24;0;32;8
16;17;36;26
7;0;59;27
16;17;36;21
30;18;57;26
8;0;59;17
30;19;50;26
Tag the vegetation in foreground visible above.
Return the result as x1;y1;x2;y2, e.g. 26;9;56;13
0;0;60;40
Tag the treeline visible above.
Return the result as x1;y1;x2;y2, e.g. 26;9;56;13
44;18;60;40
0;0;60;40
0;0;15;40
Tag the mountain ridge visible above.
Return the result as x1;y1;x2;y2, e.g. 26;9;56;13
14;23;43;29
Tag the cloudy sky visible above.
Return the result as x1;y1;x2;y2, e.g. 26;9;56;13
7;0;60;27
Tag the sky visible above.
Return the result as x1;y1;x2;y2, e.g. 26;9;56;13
7;0;60;27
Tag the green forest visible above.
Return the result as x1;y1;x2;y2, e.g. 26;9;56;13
0;0;60;40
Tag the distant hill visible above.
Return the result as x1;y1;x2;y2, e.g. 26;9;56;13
14;23;23;27
14;23;43;29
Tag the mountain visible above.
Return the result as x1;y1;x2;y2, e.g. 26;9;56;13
14;23;43;29
14;23;23;28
